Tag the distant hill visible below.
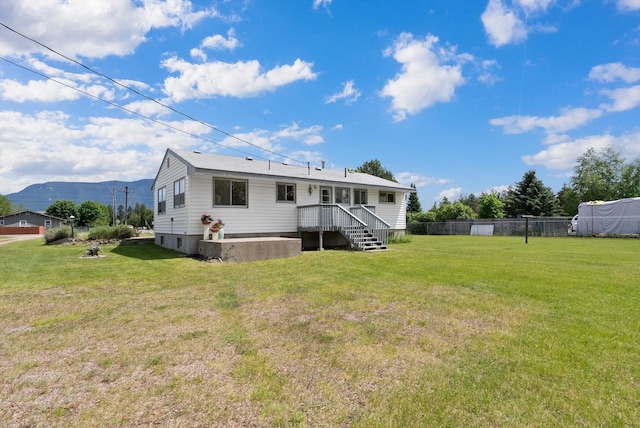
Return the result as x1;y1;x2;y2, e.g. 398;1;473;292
6;179;154;212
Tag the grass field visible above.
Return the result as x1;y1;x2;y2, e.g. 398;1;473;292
0;235;638;427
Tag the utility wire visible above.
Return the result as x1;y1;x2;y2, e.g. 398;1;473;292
0;21;308;166
0;55;262;160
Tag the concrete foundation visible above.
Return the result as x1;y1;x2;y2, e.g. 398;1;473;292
198;237;301;263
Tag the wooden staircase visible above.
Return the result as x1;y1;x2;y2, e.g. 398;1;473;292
340;226;388;251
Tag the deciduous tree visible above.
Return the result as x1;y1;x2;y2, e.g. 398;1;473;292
46;200;78;220
0;195;12;215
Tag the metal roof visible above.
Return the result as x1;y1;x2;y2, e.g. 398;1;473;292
167;149;415;192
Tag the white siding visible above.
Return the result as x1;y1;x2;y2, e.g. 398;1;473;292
155;157;409;236
153;153;189;234
370;190;407;229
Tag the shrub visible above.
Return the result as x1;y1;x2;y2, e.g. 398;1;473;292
88;225;139;240
44;226;72;243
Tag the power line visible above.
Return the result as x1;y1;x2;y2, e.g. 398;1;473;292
0;21;308;166
0;55;259;160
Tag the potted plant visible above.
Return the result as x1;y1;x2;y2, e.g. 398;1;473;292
209;219;224;232
201;214;213;224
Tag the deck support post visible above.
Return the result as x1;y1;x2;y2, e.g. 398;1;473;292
319;230;324;251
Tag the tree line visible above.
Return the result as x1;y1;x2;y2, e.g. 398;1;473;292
43;200;153;228
360;146;640;222
2;145;638;222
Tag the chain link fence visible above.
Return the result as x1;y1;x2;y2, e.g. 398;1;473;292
407;217;572;237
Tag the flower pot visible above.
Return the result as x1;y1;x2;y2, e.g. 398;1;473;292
218;228;224;240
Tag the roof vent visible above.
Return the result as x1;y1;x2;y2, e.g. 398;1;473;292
321;160;326;169
193;150;201;154
246;156;253;161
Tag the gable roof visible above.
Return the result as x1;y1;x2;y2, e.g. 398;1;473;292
0;210;66;221
156;149;415;193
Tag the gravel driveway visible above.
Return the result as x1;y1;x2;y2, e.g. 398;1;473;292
0;234;42;246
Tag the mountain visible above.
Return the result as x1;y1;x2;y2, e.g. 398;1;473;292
6;179;154;212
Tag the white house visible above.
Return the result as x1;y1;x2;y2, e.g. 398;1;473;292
152;148;415;255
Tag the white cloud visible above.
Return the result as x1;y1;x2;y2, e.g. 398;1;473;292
313;0;332;11
202;28;241;51
481;0;528;47
162;57;317;101
396;172;450;188
600;85;640;112
616;0;640;11
477;59;501;85
0;109;211;194
331;124;343;131
325;80;361;104
275;122;324;146
589;62;640;83
0;78;82;102
490;107;603;134
216;122;325;155
0;0;219;59
380;33;467;121
437;187;463;201
514;0;556;14
522;134;617;170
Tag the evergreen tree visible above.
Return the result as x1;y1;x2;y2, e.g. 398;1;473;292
356;159;396;182
457;193;480;215
504;170;561;217
406;183;422;213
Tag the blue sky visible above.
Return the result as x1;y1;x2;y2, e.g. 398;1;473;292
1;0;640;206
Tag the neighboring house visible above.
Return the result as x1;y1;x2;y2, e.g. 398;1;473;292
0;210;66;234
152;148;415;255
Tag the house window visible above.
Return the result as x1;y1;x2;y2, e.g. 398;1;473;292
354;189;367;205
158;187;167;214
173;178;185;208
379;191;395;203
335;187;350;205
0;219;4;226
44;220;52;228
214;178;247;207
19;220;28;227
277;183;296;203
160;235;164;245
177;237;182;249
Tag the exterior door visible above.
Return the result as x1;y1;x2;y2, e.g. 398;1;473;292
319;186;332;226
320;186;332;204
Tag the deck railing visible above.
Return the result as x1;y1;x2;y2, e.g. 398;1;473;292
350;205;390;246
298;204;366;232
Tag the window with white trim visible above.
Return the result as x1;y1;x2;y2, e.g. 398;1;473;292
158;187;166;214
19;220;28;227
44;220;52;228
173;179;185;208
214;178;247;207
277;183;296;203
354;189;367;205
335;187;350;205
379;191;395;203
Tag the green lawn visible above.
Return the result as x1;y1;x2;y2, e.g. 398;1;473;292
1;235;638;427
